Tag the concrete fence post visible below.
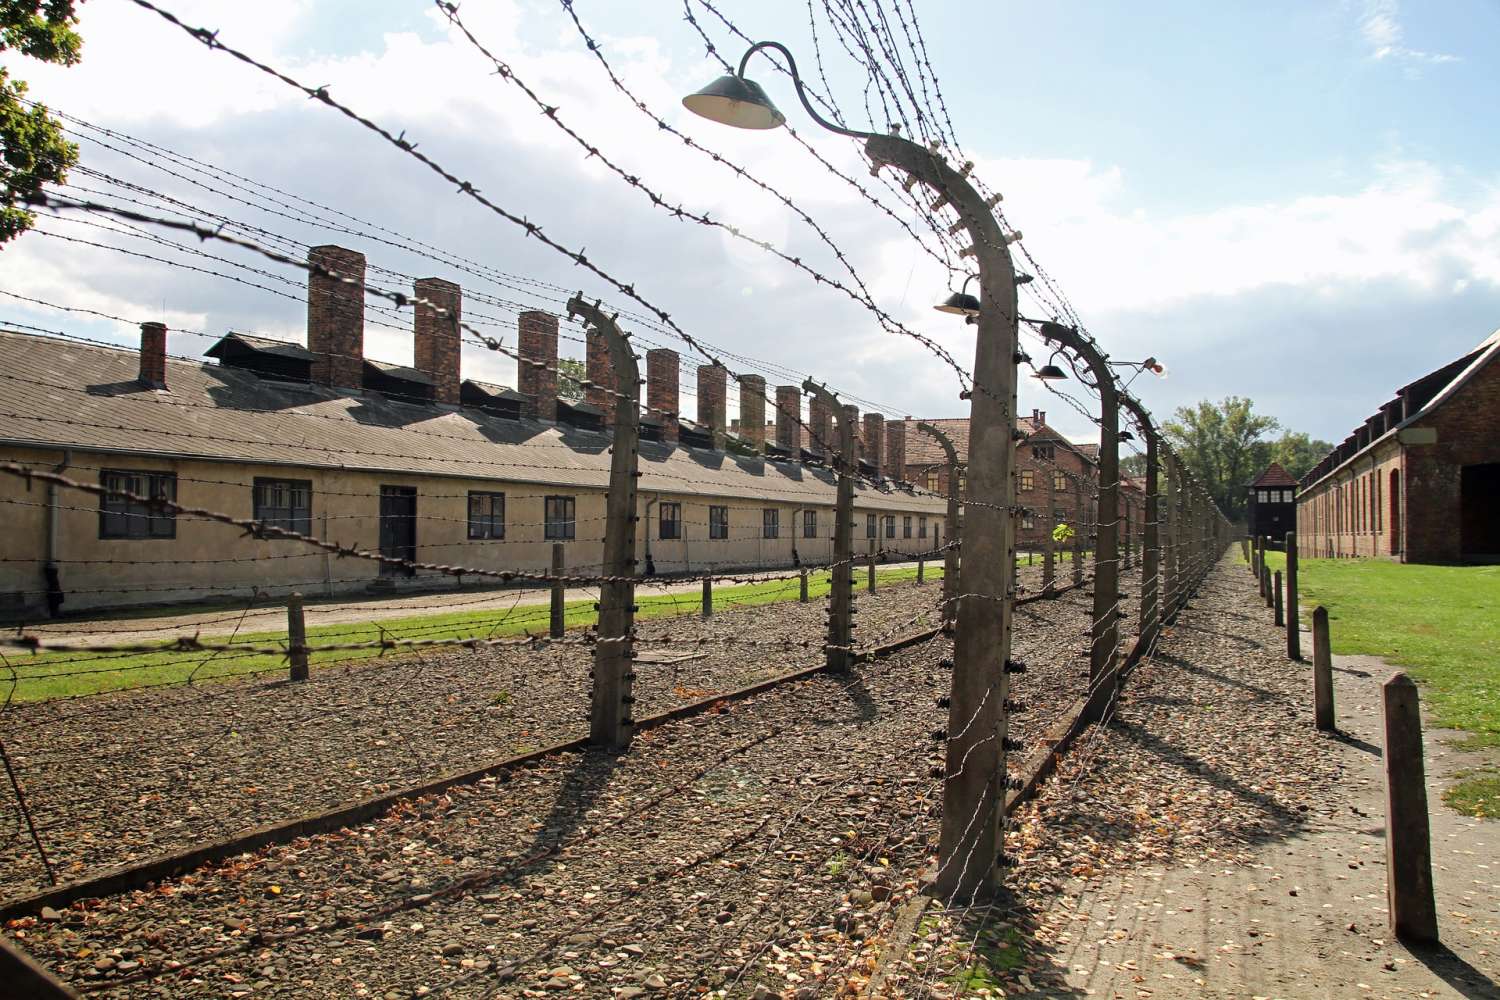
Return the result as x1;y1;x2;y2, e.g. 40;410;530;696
809;382;855;669
569;295;641;752
701;576;713;619
1286;530;1301;661
867;552;877;593
288;592;309;682
916;558;924;584
1273;569;1284;627
1312;606;1334;731
550;542;566;639
799;567;809;602
1382;672;1439;944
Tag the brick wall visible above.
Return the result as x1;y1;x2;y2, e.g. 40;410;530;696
862;412;884;475
646;348;679;442
697;364;726;444
413;278;461;405
808;394;832;457
774;385;800;451
518;311;558;422
1405;355;1500;561
884;419;906;483
585;327;617;427
307;245;365;390
138;322;166;389
738;375;766;451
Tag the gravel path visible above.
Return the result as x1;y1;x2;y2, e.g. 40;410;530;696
0;562;1115;903
2;563;1131;997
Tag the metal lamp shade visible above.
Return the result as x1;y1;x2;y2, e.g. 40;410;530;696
1033;364;1067;380
682;75;786;130
934;291;981;317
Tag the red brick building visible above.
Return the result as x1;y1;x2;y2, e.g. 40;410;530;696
1297;331;1500;562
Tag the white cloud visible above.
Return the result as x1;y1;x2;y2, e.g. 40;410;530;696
1357;0;1458;69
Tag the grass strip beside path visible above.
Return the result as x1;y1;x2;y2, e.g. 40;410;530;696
2;565;944;702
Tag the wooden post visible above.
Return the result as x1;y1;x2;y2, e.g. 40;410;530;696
1312;606;1334;732
1273;569;1284;626
287;592;309;682
1286;531;1301;660
1259;557;1268;599
799;567;809;602
916;558;924;584
1042;504;1055;592
1382;672;1439;944
549;542;565;639
701;576;713;619
867;552;877;593
569;296;641;752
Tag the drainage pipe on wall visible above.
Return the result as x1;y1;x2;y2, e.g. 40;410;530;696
44;450;71;617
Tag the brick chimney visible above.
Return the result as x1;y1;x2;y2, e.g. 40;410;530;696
697;363;726;447
862;412;884;475
774;385;800;452
738;375;766;452
646;348;679;443
517;311;558;422
413;277;461;405
808;393;832;457
307;245;366;390
884;418;906;482
585;327;617;427
843;405;861;464
138;321;166;389
1031;408;1046;427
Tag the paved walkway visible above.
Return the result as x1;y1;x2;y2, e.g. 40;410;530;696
1047;615;1499;998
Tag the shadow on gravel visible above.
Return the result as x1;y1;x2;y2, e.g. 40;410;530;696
1110;719;1302;836
1408;943;1500;1000
919;894;1088;998
1170;621;1264;650
840;672;879;723
521;749;620;859
1152;651;1280;701
1328;729;1383;757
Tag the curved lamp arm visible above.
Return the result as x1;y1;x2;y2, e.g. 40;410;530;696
737;41;877;141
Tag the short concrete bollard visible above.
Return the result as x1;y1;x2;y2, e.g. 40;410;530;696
549;542;566;639
702;576;713;619
799;568;809;603
1286;531;1301;661
1382;672;1439;944
287;592;309;682
1312;606;1334;732
1274;570;1284;627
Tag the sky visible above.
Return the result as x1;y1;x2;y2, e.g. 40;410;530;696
2;0;1497;451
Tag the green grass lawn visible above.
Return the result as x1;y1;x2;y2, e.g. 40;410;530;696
1246;550;1499;814
2;564;945;702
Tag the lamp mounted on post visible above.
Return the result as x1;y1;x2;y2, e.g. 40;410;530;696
685;39;1021;901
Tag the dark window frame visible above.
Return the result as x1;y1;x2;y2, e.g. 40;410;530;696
709;505;729;540
1019;469;1034;491
866;512;877;538
762;507;779;539
919;516;928;539
466;490;505;540
802;509;818;539
903;515;912;538
254;477;313;536
544;495;576;540
658;501;682;540
884;515;896;539
99;469;177;540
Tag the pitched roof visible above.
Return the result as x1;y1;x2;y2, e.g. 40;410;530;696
0;330;943;514
901;415;1044;467
1252;462;1298;488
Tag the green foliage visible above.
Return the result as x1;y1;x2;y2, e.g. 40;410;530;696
1;1;82;245
1443;768;1498;819
1051;522;1075;544
1268;430;1334;481
1163;396;1279;523
556;357;586;401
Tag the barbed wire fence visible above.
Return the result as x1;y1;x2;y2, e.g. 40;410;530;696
0;1;1234;995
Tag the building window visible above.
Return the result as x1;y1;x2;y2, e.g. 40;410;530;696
763;508;779;539
253;477;312;535
466;490;505;540
1258;489;1269;504
926;470;939;492
100;470;177;539
803;509;818;538
1053;472;1067;492
903;515;912;538
884;515;896;538
958;474;967;496
658;501;682;540
545;495;576;540
919;516;928;539
1022;513;1035;529
1019;469;1034;491
1032;444;1054;460
709;505;729;539
866;513;877;538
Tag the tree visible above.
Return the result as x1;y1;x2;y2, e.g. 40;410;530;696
556;357;586;401
1162;397;1279;524
1120;452;1148;479
1269;431;1334;482
2;2;82;246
